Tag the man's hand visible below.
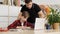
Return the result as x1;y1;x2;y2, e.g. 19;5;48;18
38;10;45;18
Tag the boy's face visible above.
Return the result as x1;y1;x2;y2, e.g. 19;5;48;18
25;2;32;9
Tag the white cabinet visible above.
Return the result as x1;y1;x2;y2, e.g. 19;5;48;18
8;6;21;25
0;5;21;27
0;5;8;16
0;0;3;2
9;6;20;16
0;5;8;28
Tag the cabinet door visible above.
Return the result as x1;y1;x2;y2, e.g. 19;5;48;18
0;5;8;28
9;6;21;24
9;6;20;16
0;5;8;16
0;17;8;28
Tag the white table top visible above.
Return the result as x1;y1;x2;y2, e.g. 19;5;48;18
0;29;60;34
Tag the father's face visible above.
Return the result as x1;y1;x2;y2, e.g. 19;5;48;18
25;2;32;9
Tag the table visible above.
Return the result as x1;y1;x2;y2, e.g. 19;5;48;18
0;29;60;34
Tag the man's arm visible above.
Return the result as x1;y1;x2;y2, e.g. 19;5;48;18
38;10;45;18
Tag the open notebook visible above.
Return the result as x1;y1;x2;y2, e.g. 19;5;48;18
34;18;46;30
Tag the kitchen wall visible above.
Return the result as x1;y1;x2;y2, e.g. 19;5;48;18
33;0;60;5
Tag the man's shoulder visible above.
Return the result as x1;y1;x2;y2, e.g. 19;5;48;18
33;3;40;9
33;3;39;6
22;5;26;8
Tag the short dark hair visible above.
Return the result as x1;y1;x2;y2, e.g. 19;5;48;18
25;0;32;4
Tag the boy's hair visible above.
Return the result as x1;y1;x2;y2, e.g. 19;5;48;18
22;11;29;18
25;0;32;4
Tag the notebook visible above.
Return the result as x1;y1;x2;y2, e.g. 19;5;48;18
34;18;46;30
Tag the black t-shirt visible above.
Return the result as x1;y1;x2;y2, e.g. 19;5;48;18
21;3;41;23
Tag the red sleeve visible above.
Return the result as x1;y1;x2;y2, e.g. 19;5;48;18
26;22;34;29
7;20;21;30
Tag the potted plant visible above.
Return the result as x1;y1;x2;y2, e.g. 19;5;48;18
47;8;60;30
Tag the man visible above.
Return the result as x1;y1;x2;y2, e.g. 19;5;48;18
19;0;44;25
